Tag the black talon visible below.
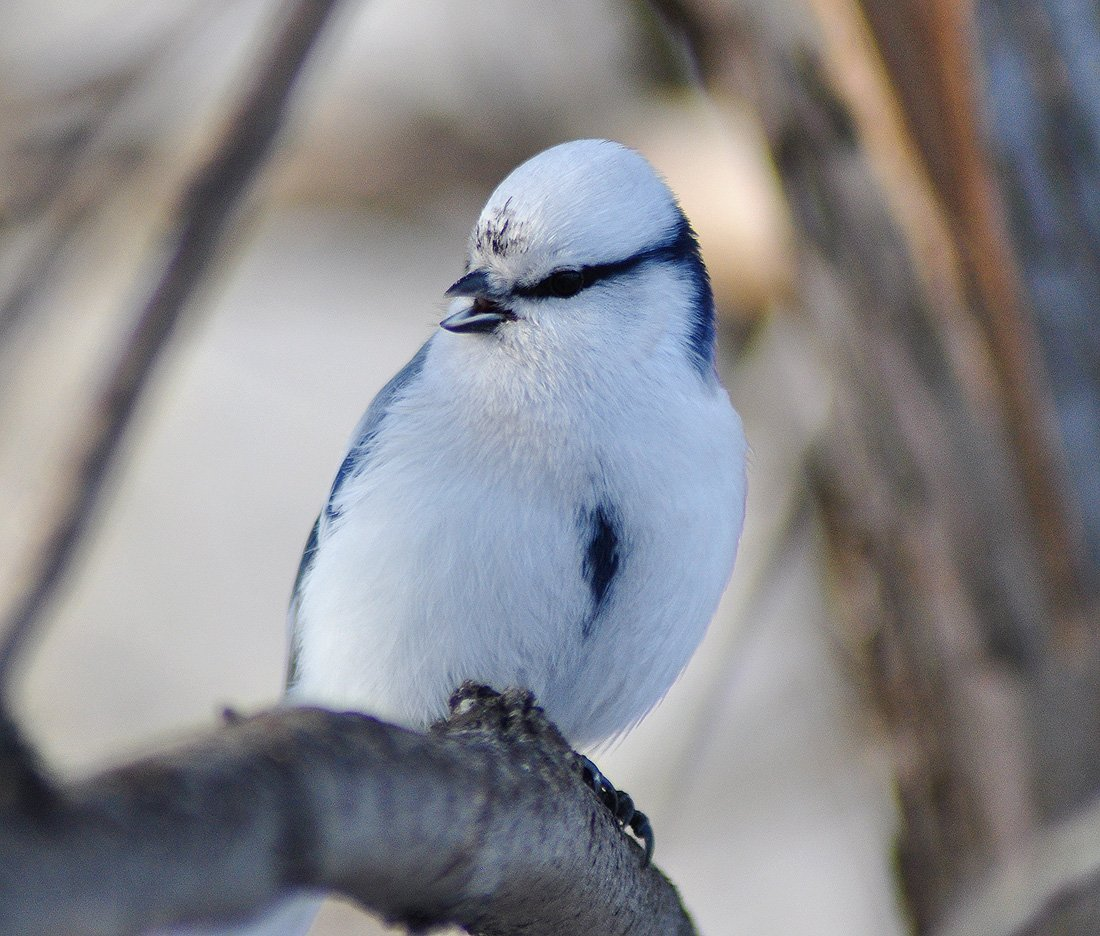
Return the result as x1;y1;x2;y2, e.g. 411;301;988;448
614;790;636;828
580;755;619;813
629;810;655;867
577;755;655;866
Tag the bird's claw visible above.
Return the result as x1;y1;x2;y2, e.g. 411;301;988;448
578;755;655;866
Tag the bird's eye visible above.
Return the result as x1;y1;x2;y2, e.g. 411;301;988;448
544;269;585;298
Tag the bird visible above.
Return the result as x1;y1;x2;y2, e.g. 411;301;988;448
153;139;746;936
286;138;747;751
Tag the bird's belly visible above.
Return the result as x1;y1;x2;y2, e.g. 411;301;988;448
290;400;743;747
291;479;593;730
292;482;736;746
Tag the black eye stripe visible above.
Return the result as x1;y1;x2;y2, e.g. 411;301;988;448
542;269;585;298
512;223;695;300
516;257;640;299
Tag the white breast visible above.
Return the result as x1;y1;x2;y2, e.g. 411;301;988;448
290;335;746;748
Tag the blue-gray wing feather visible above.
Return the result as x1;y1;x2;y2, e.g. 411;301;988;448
324;339;432;521
285;513;320;688
285;338;432;690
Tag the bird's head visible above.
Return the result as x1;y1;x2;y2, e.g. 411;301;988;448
440;139;716;380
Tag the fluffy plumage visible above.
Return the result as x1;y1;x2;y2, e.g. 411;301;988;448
288;139;747;748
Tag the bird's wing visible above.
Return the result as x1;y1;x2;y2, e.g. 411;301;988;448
284;514;320;689
285;338;433;691
323;338;433;522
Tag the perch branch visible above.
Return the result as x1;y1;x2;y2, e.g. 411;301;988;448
0;685;694;936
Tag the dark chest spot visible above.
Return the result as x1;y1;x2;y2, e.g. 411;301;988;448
581;504;621;638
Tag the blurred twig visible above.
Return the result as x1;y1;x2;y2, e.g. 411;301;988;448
0;0;345;703
0;0;222;353
934;792;1100;936
0;74;138;351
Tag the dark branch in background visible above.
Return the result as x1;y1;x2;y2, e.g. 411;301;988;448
932;792;1100;936
0;685;695;936
0;71;143;349
645;1;1100;934
854;0;1096;632
0;0;345;702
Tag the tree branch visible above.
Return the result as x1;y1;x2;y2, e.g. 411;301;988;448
0;685;694;936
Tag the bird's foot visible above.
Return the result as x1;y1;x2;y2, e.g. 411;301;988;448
578;754;654;866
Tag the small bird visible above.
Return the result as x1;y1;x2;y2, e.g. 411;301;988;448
153;140;747;936
287;139;747;754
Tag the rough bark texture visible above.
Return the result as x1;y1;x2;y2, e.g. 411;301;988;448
0;685;694;936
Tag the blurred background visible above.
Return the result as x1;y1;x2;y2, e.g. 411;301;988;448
1;0;1098;933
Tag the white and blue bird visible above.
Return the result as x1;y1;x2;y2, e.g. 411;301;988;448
287;138;747;749
159;139;746;935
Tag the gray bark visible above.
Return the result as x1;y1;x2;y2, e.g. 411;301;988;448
0;685;693;936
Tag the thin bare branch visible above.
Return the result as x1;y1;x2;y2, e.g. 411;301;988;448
0;0;345;701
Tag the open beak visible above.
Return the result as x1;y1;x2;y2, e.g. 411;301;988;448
445;269;493;299
440;270;514;334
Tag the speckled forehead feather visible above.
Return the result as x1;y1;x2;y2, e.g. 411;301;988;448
474;196;529;258
468;139;682;266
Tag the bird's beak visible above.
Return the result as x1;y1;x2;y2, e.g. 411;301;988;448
441;269;514;333
445;269;493;298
